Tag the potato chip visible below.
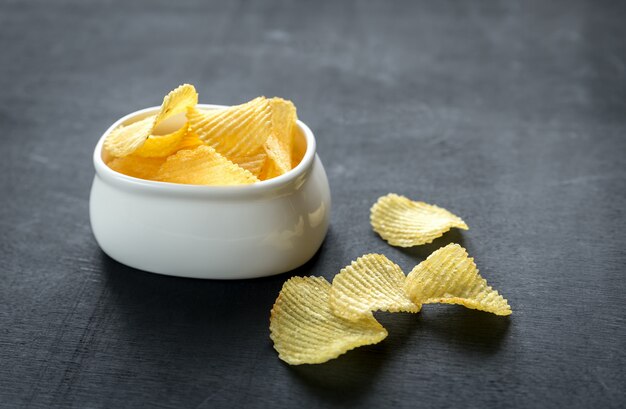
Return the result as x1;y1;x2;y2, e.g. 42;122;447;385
263;97;297;177
107;155;166;180
290;129;306;169
231;152;267;176
155;145;259;186
133;125;189;158
270;276;388;365
405;244;512;316
370;193;468;247
330;254;420;321
186;97;272;164
103;115;156;158
174;130;204;152
104;84;198;157
154;83;199;125
258;160;281;181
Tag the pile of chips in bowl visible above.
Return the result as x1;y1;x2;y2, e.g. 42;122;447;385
103;84;303;185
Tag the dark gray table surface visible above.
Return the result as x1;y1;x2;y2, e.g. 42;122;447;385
1;1;625;408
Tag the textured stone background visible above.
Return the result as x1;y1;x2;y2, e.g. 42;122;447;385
1;1;625;408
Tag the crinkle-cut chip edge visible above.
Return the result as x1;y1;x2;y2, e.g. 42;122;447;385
231;151;267;177
218;100;272;157
186;98;267;143
186;98;273;159
330;254;420;321
263;136;290;176
154;83;198;125
106;155;166;180
104;84;198;158
421;296;511;316
270;276;388;365
155;145;259;186
264;97;297;176
405;243;512;316
370;193;469;247
103;115;156;158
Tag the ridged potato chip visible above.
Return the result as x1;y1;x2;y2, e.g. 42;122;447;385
107;155;166;180
133;125;189;158
155;145;258;186
263;97;297;178
174;130;204;152
154;83;199;125
104;84;198;157
371;193;468;247
330;254;420;321
270;276;388;365
103;115;156;158
232;152;267;176
186;97;272;170
405;244;512;316
258;160;281;181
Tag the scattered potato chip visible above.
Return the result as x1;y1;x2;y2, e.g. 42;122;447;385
405;244;512;316
104;84;198;157
155;145;259;186
107;155;166;180
186;97;272;169
263;97;297;178
270;276;388;365
370;193;468;247
330;254;420;321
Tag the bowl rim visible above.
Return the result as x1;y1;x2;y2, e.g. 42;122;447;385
93;103;317;197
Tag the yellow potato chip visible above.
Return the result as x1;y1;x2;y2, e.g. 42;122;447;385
154;83;199;125
270;276;388;365
107;155;166;180
104;84;198;157
155;145;259;186
186;97;272;165
103;115;156;158
174;130;204;152
370;193;468;247
405;244;512;316
231;152;267;176
290;131;306;169
258;160;281;181
133;125;189;158
330;254;420;321
263;97;297;177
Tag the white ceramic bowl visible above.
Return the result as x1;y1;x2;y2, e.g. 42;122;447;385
90;104;331;279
